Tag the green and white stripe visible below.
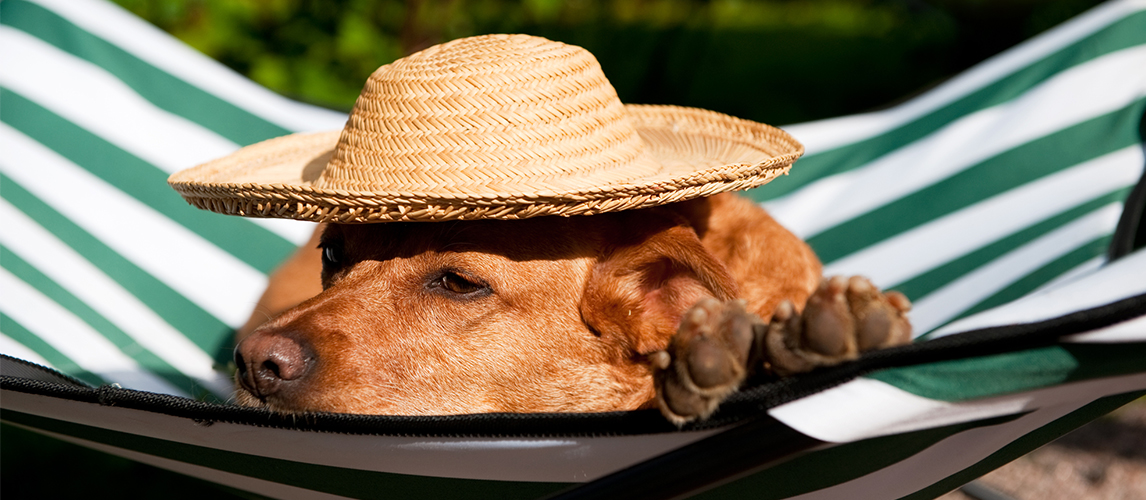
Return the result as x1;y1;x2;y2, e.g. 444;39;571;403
772;0;1146;192
781;0;1146;155
755;0;1146;337
1;0;345;397
21;0;346;135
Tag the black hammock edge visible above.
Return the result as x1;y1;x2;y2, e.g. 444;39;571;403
2;291;1143;439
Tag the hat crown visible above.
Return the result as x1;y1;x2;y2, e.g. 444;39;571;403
319;34;659;194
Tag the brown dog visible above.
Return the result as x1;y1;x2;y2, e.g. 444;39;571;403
234;192;911;423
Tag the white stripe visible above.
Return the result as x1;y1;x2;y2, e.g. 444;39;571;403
769;372;1146;443
781;0;1146;153
0;27;237;173
0;334;54;369
0;198;232;396
1065;315;1146;343
821;145;1145;288
25;0;347;133
930;246;1146;339
0;123;267;327
769;46;1146;239
0;268;183;394
908;204;1123;334
773;378;961;443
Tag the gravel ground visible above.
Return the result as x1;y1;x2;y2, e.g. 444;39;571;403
940;397;1146;500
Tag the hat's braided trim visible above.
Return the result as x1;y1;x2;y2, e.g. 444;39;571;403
171;158;793;223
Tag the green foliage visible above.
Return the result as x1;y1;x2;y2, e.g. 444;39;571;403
112;0;1104;123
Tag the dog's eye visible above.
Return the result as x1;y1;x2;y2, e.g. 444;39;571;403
438;271;485;295
320;244;343;269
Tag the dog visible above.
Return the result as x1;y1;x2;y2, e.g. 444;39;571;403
232;192;911;423
167;34;912;424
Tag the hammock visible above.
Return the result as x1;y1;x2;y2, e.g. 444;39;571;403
2;0;1144;498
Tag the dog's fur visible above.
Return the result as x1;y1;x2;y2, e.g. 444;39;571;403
235;193;910;420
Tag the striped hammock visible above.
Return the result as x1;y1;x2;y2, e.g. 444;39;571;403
2;0;1144;498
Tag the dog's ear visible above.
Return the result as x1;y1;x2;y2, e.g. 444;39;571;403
581;210;739;358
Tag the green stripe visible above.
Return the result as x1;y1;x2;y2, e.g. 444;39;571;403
808;99;1145;263
0;174;232;361
891;189;1131;301
0;0;292;146
0;410;569;500
0;89;297;275
0;313;104;387
900;390;1145;500
694;413;1025;500
747;11;1146;202
869;346;1076;401
867;341;1146;402
952;235;1113;322
0;245;200;395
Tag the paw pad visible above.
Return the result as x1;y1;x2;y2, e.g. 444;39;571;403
654;299;763;424
767;276;911;376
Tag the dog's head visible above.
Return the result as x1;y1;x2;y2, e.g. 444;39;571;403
234;202;738;415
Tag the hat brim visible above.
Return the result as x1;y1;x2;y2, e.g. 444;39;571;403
168;105;803;223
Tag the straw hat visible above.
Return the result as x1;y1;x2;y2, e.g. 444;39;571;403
169;34;803;223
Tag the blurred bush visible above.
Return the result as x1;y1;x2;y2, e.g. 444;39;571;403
114;0;1103;124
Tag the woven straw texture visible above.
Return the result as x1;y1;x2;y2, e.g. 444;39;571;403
169;34;803;223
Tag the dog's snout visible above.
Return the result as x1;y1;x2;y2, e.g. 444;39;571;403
234;333;314;400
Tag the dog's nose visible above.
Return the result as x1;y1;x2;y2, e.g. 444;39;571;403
234;333;314;400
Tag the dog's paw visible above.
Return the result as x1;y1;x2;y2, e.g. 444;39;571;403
652;298;764;425
766;276;911;376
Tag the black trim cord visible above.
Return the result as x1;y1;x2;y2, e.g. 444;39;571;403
0;355;88;387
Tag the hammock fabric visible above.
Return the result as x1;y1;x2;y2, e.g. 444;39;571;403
2;0;1145;498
